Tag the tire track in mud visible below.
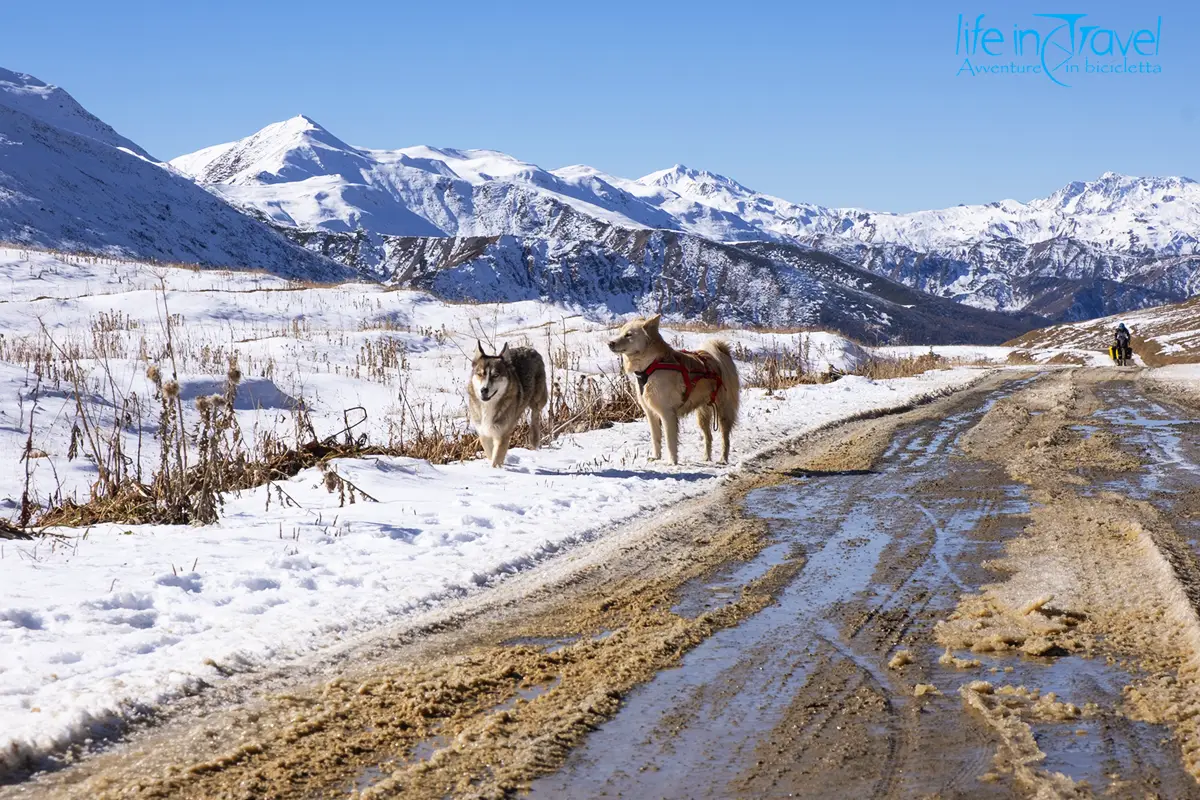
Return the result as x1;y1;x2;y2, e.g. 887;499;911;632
937;369;1200;797
535;375;1044;799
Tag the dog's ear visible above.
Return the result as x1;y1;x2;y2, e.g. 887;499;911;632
476;339;487;359
499;342;510;357
645;314;662;332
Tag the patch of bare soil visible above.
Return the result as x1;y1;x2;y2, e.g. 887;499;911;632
728;656;893;799
939;369;1200;794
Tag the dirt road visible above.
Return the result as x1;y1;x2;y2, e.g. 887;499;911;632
7;368;1200;799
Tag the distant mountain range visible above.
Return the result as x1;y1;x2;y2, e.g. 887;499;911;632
2;66;1198;343
171;115;1200;322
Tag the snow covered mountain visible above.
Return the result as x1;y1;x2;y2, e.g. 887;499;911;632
173;117;1200;321
618;168;1200;319
0;68;151;160
169;116;761;242
0;70;349;280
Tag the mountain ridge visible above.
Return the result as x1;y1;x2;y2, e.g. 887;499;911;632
170;114;1200;320
0;78;352;281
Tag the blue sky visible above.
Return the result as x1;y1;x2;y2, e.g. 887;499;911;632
5;0;1196;210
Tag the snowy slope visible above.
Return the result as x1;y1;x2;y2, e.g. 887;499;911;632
0;70;350;280
0;247;995;776
0;68;152;160
634;164;840;243
172;117;679;238
1010;294;1200;364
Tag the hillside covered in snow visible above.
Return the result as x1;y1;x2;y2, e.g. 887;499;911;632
173;116;1200;321
1009;294;1200;365
0;69;349;281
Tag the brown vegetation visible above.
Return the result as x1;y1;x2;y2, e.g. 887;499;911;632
13;303;644;530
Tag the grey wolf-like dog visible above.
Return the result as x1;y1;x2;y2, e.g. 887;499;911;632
467;341;548;468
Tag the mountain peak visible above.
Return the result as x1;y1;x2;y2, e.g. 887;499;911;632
1028;171;1200;217
280;113;327;134
253;114;347;149
171;114;364;186
0;66;153;159
637;163;751;196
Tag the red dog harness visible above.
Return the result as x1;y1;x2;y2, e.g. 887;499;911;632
634;350;723;405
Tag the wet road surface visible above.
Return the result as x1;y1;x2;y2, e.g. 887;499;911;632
530;374;1200;799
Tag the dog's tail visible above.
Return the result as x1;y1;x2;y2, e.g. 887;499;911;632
701;338;740;428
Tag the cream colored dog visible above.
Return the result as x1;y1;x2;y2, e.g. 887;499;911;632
608;315;740;464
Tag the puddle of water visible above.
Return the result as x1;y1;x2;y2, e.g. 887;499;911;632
493;677;564;714
409;734;449;763
1094;402;1199;479
500;635;582;653
1087;386;1200;506
347;731;450;794
672;540;792;618
528;491;894;799
931;648;1195;791
352;763;389;792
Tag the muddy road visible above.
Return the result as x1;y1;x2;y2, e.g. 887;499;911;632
8;369;1200;799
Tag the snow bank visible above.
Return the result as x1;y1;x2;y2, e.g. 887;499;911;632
875;344;1112;366
1145;363;1200;394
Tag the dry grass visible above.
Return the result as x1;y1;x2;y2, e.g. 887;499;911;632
4;260;979;532
15;303;645;530
666;320;817;335
1136;338;1200;367
735;339;829;391
1045;352;1087;366
856;352;949;380
1006;350;1039;365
